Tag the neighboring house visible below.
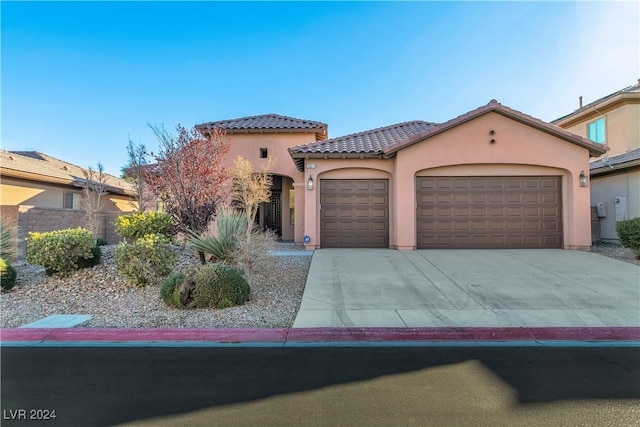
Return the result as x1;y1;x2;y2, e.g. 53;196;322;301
0;150;137;252
553;80;640;241
199;102;605;250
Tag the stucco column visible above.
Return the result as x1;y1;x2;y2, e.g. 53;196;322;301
394;159;416;250
303;172;318;249
292;182;306;245
569;170;593;250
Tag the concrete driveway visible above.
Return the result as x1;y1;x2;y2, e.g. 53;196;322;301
292;249;640;328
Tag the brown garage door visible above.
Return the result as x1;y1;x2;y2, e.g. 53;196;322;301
320;179;389;248
416;176;562;249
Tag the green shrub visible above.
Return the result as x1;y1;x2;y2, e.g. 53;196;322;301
115;233;178;286
96;238;108;246
0;220;18;261
26;228;96;276
161;272;186;308
77;246;102;269
616;217;640;259
0;258;17;291
189;208;248;263
192;264;250;309
114;211;176;241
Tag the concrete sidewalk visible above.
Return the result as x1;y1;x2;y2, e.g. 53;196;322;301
293;249;640;328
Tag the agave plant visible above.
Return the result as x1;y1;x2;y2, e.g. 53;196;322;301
0;220;18;261
188;207;248;264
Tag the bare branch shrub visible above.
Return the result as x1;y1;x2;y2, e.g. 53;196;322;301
81;162;108;240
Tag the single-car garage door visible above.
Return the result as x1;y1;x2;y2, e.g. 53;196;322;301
417;176;562;249
320;179;389;248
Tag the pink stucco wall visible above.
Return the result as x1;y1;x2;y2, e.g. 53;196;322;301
302;112;593;250
224;132;314;243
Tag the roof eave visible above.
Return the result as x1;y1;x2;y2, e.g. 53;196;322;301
196;124;328;141
289;151;384;171
1;168;75;186
552;92;640;127
382;104;608;158
591;159;640;177
1;168;136;197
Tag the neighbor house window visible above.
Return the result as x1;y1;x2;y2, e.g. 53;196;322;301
587;118;606;144
260;148;268;159
63;192;75;209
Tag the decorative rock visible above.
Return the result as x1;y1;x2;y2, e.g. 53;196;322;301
0;244;311;328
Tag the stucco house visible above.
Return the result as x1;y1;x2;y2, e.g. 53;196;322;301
196;115;328;242
198;101;606;251
0;150;137;253
553;80;639;241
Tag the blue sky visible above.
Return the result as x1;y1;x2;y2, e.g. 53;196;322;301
2;1;638;177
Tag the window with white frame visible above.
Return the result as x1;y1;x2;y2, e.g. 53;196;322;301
587;118;606;144
63;192;75;209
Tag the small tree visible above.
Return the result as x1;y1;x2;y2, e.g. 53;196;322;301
81;162;108;240
230;156;275;242
143;124;230;235
121;138;150;211
229;156;277;284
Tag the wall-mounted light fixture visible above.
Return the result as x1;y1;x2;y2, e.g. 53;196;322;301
579;170;588;187
307;175;314;190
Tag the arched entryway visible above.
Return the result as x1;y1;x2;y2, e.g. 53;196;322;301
255;174;295;241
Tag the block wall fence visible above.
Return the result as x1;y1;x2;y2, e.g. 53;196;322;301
1;205;123;260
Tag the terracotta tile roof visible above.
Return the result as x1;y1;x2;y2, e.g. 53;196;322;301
382;100;608;158
0;150;135;196
590;147;640;175
288;100;607;171
288;120;436;155
196;114;328;140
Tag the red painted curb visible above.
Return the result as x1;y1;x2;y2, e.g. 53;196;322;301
285;327;640;342
2;327;639;343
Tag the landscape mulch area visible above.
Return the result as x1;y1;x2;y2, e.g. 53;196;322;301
0;245;311;328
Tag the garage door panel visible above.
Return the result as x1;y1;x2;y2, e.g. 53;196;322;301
322;207;338;219
506;207;523;217
524;207;540;217
524;194;540;203
470;194;487;203
323;181;339;191
506;193;523;203
321;179;389;248
453;221;471;231
542;207;559;216
507;221;523;231
417;176;562;249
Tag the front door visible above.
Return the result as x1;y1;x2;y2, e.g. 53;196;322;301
263;191;282;236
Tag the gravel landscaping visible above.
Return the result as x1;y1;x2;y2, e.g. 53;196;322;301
1;242;637;329
589;240;640;266
0;244;311;328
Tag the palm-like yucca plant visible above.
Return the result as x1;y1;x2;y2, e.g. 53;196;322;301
0;220;18;261
188;207;248;264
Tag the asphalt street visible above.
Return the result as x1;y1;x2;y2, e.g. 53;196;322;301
1;345;639;426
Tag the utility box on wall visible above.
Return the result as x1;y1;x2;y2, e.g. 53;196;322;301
596;201;607;218
614;196;628;222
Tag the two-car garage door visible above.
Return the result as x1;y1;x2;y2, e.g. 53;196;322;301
416;176;563;249
319;177;562;249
